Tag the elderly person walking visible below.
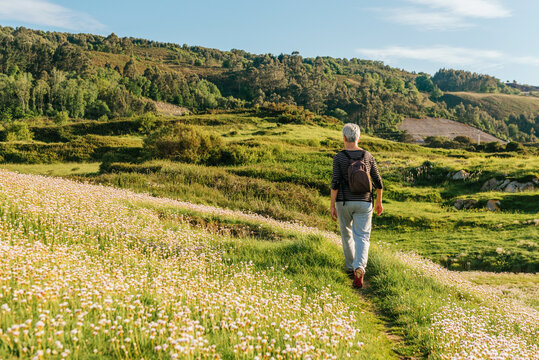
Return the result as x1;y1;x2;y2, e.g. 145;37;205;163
330;123;383;288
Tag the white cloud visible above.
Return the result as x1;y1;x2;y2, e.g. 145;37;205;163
378;0;511;30
386;9;471;30
356;45;539;70
0;0;105;32
514;56;539;67
409;0;511;19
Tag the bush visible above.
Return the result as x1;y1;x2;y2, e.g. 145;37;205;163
484;141;504;152
424;136;453;149
405;161;450;185
0;143;60;163
259;102;339;126
0;135;143;164
453;136;474;145
505;141;525;152
208;144;254;166
144;124;222;163
136;113;163;134
54;111;69;125
100;162;162;174
86;100;111;119
329;108;348;120
4;121;34;142
100;148;143;165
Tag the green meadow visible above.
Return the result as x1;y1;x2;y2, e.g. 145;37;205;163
1;109;538;358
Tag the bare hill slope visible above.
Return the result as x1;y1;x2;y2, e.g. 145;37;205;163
399;117;506;144
154;101;190;116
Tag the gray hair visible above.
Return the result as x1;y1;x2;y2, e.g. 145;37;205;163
342;123;361;143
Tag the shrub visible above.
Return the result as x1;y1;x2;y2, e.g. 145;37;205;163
424;136;453;149
136;113;162;134
4;121;34;142
144;124;222;163
0;143;60;163
54;111;69;125
86;100;111;119
100;149;143;165
405;161;450;185
99;162;162;174
484;141;504;152
208;144;254;166
401;131;416;143
505;141;525;152
453;136;474;145
329;108;348;120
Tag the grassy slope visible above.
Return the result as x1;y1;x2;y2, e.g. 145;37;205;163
0;170;399;359
2;169;536;358
443;91;539;118
3;111;538;272
1;111;538;357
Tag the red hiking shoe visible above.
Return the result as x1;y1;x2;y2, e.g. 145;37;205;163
353;268;364;288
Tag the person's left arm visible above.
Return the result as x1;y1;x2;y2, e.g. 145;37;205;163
330;155;340;221
370;155;384;216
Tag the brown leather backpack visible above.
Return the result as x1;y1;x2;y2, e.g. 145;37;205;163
342;150;372;194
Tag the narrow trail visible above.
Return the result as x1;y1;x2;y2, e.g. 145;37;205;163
355;282;412;359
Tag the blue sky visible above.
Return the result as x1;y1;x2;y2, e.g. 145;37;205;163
1;0;538;85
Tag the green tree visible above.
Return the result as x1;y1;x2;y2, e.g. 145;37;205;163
431;86;443;99
508;124;519;138
5;121;33;141
13;72;33;112
123;59;137;79
415;74;434;92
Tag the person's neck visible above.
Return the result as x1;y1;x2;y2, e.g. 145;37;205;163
344;143;361;150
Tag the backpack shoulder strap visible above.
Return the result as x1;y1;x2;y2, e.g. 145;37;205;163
341;150;351;159
360;150;367;160
342;150;365;161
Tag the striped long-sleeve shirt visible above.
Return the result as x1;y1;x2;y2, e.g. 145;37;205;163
331;149;383;202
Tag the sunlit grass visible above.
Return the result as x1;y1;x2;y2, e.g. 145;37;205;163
0;170;396;359
0;163;100;176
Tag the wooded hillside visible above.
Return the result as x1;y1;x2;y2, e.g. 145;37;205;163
0;25;538;142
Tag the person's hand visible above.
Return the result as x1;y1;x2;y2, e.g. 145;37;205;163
331;206;338;221
374;202;383;216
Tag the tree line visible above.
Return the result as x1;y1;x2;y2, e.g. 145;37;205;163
0;25;536;142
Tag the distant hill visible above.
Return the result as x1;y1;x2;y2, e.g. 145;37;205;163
506;82;539;93
442;92;539;119
0;24;537;143
399;117;505;144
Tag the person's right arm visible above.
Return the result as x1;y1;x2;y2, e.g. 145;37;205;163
330;189;338;221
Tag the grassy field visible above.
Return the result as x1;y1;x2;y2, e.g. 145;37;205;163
1;110;538;358
0;170;405;359
0;170;536;359
443;91;539;119
0;162;100;176
2;111;537;273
